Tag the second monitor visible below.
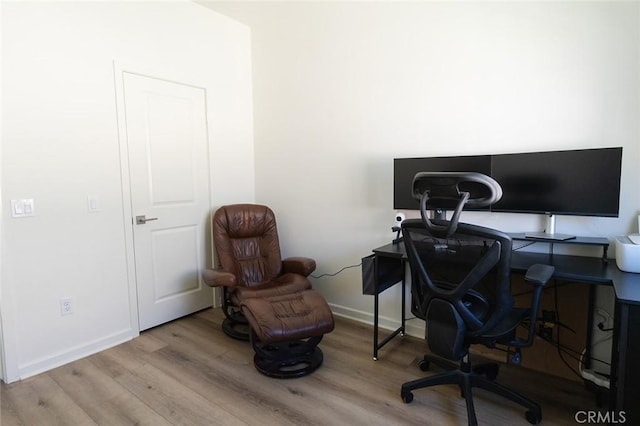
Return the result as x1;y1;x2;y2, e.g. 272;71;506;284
394;147;623;225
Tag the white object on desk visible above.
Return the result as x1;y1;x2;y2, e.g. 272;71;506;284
615;236;640;273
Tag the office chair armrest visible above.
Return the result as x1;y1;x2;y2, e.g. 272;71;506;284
282;257;317;277
509;264;555;348
202;268;237;287
524;264;555;287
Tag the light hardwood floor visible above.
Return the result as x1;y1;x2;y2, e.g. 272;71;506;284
1;308;597;425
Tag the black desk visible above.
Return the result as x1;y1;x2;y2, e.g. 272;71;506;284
365;243;407;361
368;241;640;423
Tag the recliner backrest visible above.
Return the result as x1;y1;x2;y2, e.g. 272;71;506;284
213;204;283;287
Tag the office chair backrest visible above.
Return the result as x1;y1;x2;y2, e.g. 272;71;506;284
402;172;512;361
412;172;502;238
402;220;513;360
213;204;283;287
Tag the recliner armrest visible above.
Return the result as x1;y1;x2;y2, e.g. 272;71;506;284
202;268;237;287
524;264;555;286
282;257;316;277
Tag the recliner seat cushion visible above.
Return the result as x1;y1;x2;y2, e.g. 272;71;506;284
241;290;335;344
233;273;312;300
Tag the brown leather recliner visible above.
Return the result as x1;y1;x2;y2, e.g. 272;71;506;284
202;204;334;378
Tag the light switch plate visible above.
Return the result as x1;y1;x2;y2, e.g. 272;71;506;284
11;199;34;218
87;195;101;212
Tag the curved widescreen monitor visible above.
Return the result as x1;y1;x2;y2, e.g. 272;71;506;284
393;155;491;210
491;147;622;217
394;147;622;217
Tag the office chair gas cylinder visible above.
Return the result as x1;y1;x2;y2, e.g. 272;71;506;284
399;172;554;425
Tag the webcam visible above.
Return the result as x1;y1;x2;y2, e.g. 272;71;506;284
392;212;405;245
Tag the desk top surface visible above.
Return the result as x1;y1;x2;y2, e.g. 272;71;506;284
373;242;640;305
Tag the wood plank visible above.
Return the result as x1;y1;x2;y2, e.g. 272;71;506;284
114;363;245;426
1;308;598;426
0;385;25;426
88;331;166;379
48;358;172;426
1;374;96;425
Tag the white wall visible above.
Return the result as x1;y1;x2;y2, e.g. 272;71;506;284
203;2;640;333
1;1;254;382
0;0;5;383
3;0;638;382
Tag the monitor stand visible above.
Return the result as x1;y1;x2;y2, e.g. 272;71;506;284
525;231;576;241
525;214;576;241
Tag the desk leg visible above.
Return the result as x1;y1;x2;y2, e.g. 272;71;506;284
374;280;407;360
373;291;379;361
401;262;406;337
373;254;380;361
584;285;595;370
371;254;405;361
611;301;640;424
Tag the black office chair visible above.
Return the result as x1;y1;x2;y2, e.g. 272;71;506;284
399;172;554;426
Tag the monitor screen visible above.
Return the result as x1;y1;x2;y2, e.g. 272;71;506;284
394;147;623;218
393;155;492;210
491;147;622;217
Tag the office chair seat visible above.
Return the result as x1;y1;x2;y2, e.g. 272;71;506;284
471;308;528;342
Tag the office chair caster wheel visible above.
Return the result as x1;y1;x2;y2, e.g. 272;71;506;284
418;359;430;371
511;350;522;365
525;410;541;425
401;390;414;403
476;363;498;381
486;364;498;380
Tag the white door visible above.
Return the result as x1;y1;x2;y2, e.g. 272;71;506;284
123;72;212;331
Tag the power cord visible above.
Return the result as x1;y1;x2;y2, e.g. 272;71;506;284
579;335;613;389
553;281;583;380
311;262;362;279
595;308;614;331
512;241;538;251
597;323;614;332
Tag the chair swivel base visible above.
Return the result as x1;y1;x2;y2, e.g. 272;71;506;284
401;369;541;426
251;333;324;379
420;354;499;381
222;310;250;341
241;289;335;378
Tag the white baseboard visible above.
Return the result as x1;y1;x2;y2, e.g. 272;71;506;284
328;302;424;339
15;328;136;382
11;305;421;382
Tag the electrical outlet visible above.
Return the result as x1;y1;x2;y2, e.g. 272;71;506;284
539;310;556;340
60;298;73;316
542;310;556;327
539;325;553;340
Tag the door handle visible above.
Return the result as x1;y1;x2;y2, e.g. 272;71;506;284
136;215;158;225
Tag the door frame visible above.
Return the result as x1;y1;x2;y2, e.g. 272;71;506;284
113;60;219;335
